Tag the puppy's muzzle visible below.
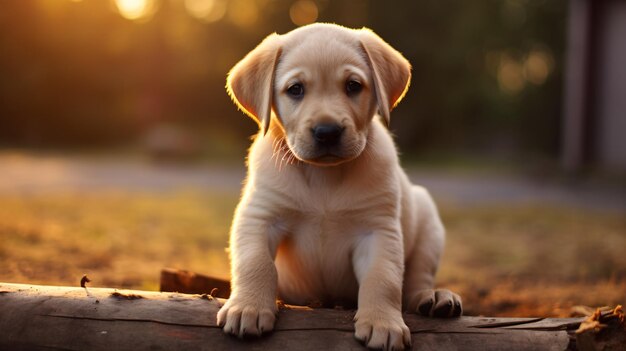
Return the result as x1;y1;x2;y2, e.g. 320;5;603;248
312;123;344;148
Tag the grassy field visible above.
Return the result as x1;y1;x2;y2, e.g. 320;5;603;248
1;190;624;317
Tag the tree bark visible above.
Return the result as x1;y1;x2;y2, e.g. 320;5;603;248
0;282;585;351
160;267;231;298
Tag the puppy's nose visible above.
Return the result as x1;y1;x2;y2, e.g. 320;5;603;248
312;124;344;146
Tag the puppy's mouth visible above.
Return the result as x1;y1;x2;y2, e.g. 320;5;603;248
285;134;366;167
307;153;347;166
295;147;360;167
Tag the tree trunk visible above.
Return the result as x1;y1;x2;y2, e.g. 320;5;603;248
0;282;589;350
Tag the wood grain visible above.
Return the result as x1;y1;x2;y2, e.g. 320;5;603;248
0;282;584;350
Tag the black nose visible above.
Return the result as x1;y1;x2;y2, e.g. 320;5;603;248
312;124;344;146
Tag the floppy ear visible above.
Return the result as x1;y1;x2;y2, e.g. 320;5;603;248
359;28;411;125
226;34;282;135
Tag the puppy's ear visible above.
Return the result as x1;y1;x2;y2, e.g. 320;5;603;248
359;28;411;125
227;34;282;135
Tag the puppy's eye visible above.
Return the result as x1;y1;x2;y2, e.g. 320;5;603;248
286;83;304;98
346;80;362;95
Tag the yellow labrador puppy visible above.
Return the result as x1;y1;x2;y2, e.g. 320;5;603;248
218;23;462;350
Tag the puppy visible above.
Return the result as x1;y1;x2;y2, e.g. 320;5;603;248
217;23;462;350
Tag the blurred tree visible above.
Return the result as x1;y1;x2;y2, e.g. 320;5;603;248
0;0;566;160
366;0;566;157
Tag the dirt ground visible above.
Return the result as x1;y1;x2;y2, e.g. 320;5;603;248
0;152;624;317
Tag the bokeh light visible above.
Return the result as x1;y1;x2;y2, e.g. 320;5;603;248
184;0;227;23
289;0;319;26
1;0;570;161
524;49;554;85
228;0;259;29
114;0;157;22
498;55;525;95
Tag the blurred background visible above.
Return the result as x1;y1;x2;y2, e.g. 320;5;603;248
0;0;624;317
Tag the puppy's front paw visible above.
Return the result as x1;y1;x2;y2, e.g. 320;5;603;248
354;309;411;350
217;298;277;338
411;289;462;318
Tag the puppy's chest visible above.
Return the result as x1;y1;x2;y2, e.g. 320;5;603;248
276;171;388;250
285;206;371;258
285;209;365;253
277;213;363;301
271;170;392;302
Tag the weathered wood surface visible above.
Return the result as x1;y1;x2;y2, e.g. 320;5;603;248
0;282;583;351
160;267;231;298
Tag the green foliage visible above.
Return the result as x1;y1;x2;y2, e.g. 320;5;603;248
367;0;566;155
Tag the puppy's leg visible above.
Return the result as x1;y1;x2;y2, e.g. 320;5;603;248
403;186;462;318
353;228;411;351
217;200;279;337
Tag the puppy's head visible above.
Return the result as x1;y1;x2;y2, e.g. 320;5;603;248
227;23;411;166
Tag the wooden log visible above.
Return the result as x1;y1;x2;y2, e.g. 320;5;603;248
0;282;586;351
160;267;231;298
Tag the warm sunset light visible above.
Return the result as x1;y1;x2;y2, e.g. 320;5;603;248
3;3;625;347
184;0;227;23
114;0;157;21
289;0;318;26
228;0;259;28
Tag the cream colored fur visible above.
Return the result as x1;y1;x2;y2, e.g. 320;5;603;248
217;23;462;350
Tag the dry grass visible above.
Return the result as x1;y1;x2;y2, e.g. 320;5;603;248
0;191;624;317
0;191;236;291
439;203;626;316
